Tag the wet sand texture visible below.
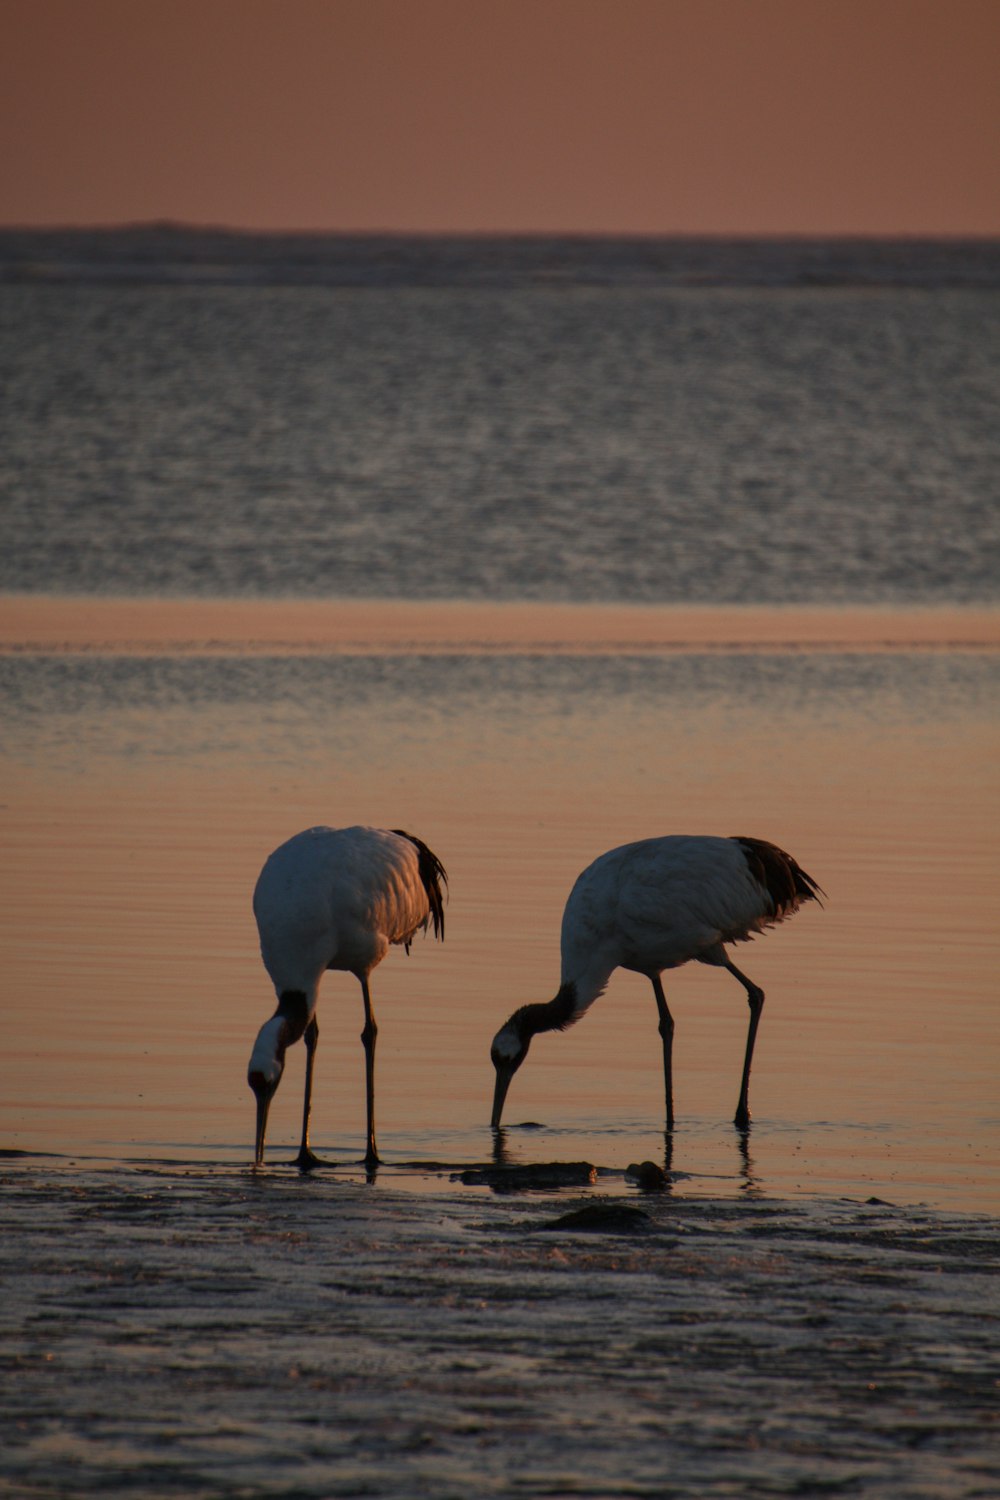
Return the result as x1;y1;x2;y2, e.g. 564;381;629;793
2;1166;997;1499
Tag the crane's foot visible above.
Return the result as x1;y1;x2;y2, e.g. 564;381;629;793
733;1107;751;1132
293;1146;326;1172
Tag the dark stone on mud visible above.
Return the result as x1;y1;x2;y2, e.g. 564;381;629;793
625;1160;670;1191
543;1203;654;1234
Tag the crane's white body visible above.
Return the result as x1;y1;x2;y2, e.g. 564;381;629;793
254;825;438;1006
248;824;446;1168
560;835;781;1017
491;833;821;1131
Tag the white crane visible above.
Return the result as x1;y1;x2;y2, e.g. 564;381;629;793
248;825;447;1169
490;835;821;1132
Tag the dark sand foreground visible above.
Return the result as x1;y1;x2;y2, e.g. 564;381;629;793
2;1163;996;1498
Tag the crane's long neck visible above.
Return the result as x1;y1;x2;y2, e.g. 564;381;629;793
508;941;616;1042
507;981;582;1043
249;988;313;1075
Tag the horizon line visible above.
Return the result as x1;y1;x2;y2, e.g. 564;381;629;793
3;221;999;244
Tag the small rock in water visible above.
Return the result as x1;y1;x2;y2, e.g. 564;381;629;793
625;1160;669;1191
543;1203;653;1234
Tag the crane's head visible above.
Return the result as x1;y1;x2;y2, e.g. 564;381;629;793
247;1018;286;1167
491;987;578;1128
490;1020;530;1129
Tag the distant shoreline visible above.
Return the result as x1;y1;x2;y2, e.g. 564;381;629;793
2;227;999;289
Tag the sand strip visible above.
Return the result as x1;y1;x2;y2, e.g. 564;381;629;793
1;594;997;655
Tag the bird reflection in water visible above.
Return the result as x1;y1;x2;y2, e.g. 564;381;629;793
738;1128;763;1194
490;1125;763;1197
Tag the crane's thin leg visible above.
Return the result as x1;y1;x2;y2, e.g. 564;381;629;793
723;956;765;1130
294;1017;323;1171
650;975;675;1131
360;977;380;1169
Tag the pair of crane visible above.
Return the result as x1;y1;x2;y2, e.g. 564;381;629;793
248;824;822;1169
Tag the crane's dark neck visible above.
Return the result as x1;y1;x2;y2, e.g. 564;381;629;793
508;982;578;1042
274;989;311;1047
249;989;312;1078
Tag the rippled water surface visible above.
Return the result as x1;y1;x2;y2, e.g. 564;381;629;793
2;233;998;1495
3;242;999;604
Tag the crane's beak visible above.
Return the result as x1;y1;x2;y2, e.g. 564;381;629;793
250;1076;277;1166
491;1061;516;1130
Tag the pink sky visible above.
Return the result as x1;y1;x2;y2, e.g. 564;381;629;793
3;0;999;234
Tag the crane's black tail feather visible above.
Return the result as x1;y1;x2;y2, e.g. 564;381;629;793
393;829;448;940
732;836;825;918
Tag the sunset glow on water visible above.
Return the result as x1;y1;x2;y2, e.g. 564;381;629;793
3;600;996;1212
3;217;998;1495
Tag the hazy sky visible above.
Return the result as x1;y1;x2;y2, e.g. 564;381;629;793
3;0;999;234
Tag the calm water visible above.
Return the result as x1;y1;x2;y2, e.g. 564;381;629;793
2;631;997;1211
2;234;998;1497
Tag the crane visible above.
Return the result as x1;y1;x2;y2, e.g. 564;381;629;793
490;835;821;1132
248;824;447;1169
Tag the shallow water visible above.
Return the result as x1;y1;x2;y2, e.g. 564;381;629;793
1;601;997;1214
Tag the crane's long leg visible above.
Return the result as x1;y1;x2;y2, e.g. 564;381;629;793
359;976;380;1169
294;1017;323;1171
650;975;675;1131
722;956;765;1130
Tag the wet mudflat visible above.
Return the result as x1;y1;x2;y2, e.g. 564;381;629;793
2;1163;996;1499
